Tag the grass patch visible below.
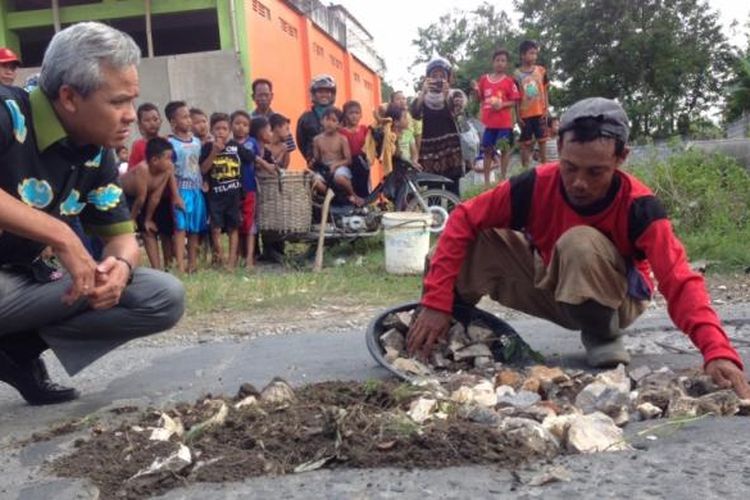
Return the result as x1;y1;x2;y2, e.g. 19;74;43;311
181;237;422;317
626;149;750;271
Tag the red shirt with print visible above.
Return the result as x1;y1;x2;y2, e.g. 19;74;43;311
477;74;520;130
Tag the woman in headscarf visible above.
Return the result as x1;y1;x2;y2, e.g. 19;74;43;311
409;57;464;195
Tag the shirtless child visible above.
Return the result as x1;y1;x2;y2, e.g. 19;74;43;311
120;137;176;269
268;113;291;169
312;107;362;206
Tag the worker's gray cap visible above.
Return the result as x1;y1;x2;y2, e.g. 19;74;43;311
559;97;630;142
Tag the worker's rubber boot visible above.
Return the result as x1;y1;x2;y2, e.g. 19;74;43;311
562;300;630;368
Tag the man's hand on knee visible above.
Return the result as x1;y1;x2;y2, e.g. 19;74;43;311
53;232;97;306
705;359;750;399
87;256;130;310
407;307;453;360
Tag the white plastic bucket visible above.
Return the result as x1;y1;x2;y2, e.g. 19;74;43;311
382;212;433;275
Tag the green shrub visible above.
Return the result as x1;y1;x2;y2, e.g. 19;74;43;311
625;149;750;268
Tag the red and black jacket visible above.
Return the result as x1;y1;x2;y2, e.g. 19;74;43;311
423;163;743;369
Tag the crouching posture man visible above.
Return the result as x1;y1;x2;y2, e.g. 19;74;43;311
407;97;750;398
0;22;185;405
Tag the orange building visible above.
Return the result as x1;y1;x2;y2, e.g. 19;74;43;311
245;0;382;170
1;0;383;172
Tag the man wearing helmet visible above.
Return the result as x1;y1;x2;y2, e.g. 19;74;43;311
0;48;21;86
296;74;337;165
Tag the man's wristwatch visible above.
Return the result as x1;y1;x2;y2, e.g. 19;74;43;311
113;256;134;285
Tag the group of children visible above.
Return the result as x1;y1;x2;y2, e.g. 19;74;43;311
120;101;291;273
473;40;555;184
117;39;553;272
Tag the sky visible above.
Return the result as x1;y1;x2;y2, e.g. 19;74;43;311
335;0;750;92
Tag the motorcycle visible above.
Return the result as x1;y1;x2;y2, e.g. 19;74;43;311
260;157;461;263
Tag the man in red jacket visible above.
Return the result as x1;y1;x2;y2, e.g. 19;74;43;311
407;97;750;398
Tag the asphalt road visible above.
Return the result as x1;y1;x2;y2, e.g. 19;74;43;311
2;304;750;499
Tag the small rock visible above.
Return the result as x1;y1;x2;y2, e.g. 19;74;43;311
575;365;631;423
451;386;474;404
396;311;413;330
392;357;431;376
542;414;578;441
234;395;258;409
430;351;450;369
502;404;556;423
382;313;408;333
467;323;494;343
260;378;296;404
380;328;406;354
460;405;503;425
667;396;699;418
538;400;561;414
566;412;629;453
448;323;469;353
628;365;652;383
149;413;184;442
496;417;560;458
474;356;493;368
637;402;662;419
498;390;541;408
521;377;541;394
697;390;740;416
448;322;468;342
384;346;400;363
471;380;498;407
130;444;192;480
681;374;721;397
495;385;515;398
526;365;569;384
454;343;492;361
407;398;437;424
495;369;522;388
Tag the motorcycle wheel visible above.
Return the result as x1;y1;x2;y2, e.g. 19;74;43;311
405;189;461;232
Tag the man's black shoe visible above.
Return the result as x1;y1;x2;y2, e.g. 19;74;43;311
0;350;79;405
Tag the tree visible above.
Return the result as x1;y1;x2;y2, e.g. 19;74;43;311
515;0;733;139
411;3;521;100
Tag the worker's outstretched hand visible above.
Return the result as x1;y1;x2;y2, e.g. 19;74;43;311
406;306;452;361
705;359;750;399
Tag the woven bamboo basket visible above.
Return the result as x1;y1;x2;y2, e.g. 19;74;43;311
256;171;312;233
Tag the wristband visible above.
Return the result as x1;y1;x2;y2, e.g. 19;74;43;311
113;256;134;285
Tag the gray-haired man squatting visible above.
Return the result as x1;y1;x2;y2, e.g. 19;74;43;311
407;97;750;399
0;22;185;405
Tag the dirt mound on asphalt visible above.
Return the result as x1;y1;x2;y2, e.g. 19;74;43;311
52;380;532;499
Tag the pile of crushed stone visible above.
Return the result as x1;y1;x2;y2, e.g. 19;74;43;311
49;362;750;498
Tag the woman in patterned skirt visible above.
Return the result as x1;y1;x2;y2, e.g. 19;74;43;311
409;57;464;196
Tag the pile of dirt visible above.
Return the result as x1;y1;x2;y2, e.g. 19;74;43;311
52;380;533;499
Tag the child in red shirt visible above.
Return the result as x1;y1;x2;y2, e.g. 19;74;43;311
473;49;520;184
339;100;370;198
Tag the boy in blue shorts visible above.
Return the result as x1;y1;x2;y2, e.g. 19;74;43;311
165;100;206;273
473;49;520;184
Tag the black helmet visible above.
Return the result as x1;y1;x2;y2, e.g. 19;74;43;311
425;57;452;78
310;74;336;99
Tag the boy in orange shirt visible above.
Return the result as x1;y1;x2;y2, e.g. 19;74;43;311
515;40;550;168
